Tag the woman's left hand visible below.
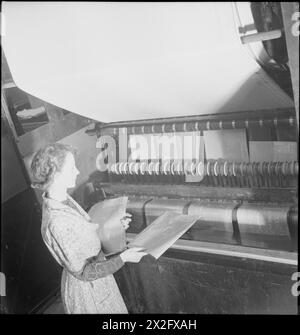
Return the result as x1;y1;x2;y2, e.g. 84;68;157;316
120;213;132;230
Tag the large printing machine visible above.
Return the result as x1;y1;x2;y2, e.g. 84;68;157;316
2;2;298;313
84;107;298;314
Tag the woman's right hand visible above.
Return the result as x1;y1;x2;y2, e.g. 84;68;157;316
120;247;147;263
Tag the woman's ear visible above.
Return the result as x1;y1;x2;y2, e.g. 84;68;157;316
49;162;57;175
48;163;60;184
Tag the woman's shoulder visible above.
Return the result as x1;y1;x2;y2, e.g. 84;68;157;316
46;207;98;238
42;206;75;234
48;208;77;225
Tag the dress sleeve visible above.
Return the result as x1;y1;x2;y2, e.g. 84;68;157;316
72;251;124;282
48;213;124;280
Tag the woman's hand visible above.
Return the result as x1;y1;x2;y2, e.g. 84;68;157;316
120;247;147;263
120;213;132;230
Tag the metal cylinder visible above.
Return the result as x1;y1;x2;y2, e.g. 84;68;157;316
236;204;291;236
187;201;235;232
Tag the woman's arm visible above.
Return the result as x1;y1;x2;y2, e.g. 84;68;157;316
48;213;146;282
71;247;147;282
71;250;124;282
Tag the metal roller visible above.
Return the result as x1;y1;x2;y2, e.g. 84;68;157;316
196;161;205;178
128;162;135;175
140;161;147;175
124;162;130;175
95;113;296;134
183;161;192;175
118;162;125;175
187;201;235;232
144;161;155;184
190;161;197;177
109;162;117;174
186;122;195;132
152;161;160;183
236;204;291;236
132;162;141;183
218;159;227;187
144;198;190;226
126;161;135;183
107;160;298;189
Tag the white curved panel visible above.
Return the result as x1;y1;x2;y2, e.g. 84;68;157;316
2;2;294;122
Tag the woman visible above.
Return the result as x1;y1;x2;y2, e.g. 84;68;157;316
30;143;146;314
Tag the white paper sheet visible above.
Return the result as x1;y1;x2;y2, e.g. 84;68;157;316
2;2;293;123
88;197;128;255
128;211;198;259
249;141;297;162
204;129;249;162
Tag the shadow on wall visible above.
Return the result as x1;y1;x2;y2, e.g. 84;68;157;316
211;67;294;115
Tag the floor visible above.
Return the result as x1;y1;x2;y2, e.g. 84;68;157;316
40;294;65;314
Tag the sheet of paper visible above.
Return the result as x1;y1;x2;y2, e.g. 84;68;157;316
88;197;128;226
203;129;249;162
2;3;293;122
128;211;198;259
88;197;128;254
249;141;297;162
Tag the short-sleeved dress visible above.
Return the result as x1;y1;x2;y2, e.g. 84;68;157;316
41;193;128;314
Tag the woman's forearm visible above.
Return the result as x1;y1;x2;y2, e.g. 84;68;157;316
71;252;124;282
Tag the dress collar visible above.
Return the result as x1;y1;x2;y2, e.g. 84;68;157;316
42;192;69;210
42;192;91;221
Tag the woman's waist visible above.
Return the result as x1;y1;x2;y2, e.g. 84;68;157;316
62;267;115;285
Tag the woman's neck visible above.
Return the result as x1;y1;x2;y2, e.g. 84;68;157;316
47;183;68;202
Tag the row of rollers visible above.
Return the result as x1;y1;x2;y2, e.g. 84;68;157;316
110;117;296;135
109;160;298;187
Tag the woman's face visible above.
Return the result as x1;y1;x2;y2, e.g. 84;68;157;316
55;152;80;189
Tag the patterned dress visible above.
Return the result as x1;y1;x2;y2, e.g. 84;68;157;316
41;193;128;314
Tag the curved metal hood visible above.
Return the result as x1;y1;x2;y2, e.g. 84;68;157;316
2;2;294;123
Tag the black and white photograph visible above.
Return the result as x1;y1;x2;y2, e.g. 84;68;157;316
0;1;299;319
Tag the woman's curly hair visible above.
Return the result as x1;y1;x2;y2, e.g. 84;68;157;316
30;143;77;190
